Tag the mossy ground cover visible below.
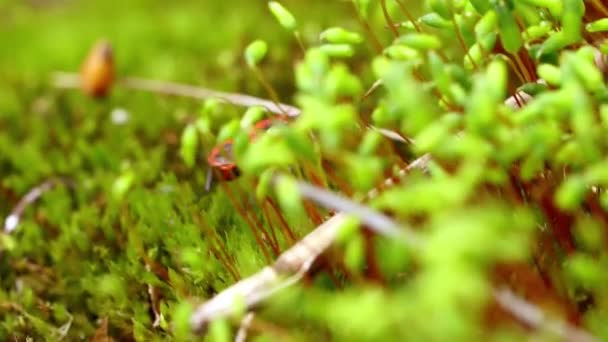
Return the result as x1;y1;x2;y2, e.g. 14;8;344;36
2;1;608;341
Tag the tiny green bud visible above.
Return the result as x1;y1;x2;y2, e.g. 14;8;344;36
346;154;383;191
475;11;496;40
245;40;268;67
319;44;355;58
464;43;483;71
240;106;267;129
565;254;602;289
398;21;417;30
555;176;587;210
384;45;420;60
486;59;507;99
572;59;604;92
275;175;302;215
256;169;275;201
495;3;522;53
371;105;390;125
522;21;552;41
468;0;491;14
478;32;497;51
396;33;442;50
517;0;562;17
325;64;363;99
268;1;297;31
195;116;212;135
418;12;453;29
562;0;584;41
344;233;365;272
336;216;361;243
216;119;240;143
600;104;608;130
536;31;570;58
537;64;561;86
371;56;391;79
358;129;383;155
518;82;548;96
200;98;223;120
415;121;449;152
353;0;371;18
320;27;363;45
180;124;198;168
112;170;135;201
428;0;452;19
587;18;608;33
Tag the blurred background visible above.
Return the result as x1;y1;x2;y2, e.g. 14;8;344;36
0;1;353;95
0;0;366;197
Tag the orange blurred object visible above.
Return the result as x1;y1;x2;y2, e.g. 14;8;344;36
80;40;114;97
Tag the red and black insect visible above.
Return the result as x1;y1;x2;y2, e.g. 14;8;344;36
207;139;240;181
206;116;288;186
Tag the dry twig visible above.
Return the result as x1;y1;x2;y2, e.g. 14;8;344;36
3;177;73;234
189;160;599;341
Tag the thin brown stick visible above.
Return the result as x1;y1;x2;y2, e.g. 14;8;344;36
493;288;599;342
3;177;73;234
380;0;400;38
190;213;350;331
52;72;300;117
289;176;423;247
453;16;477;70
261;202;281;252
294;31;306;55
266;199;298;243
192;211;241;281
589;0;608;18
229;180;281;257
350;1;383;54
218;180;274;262
395;0;421;32
52;72;409;145
252;68;290;118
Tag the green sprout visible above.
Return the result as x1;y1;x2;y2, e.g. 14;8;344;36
245;39;268;68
